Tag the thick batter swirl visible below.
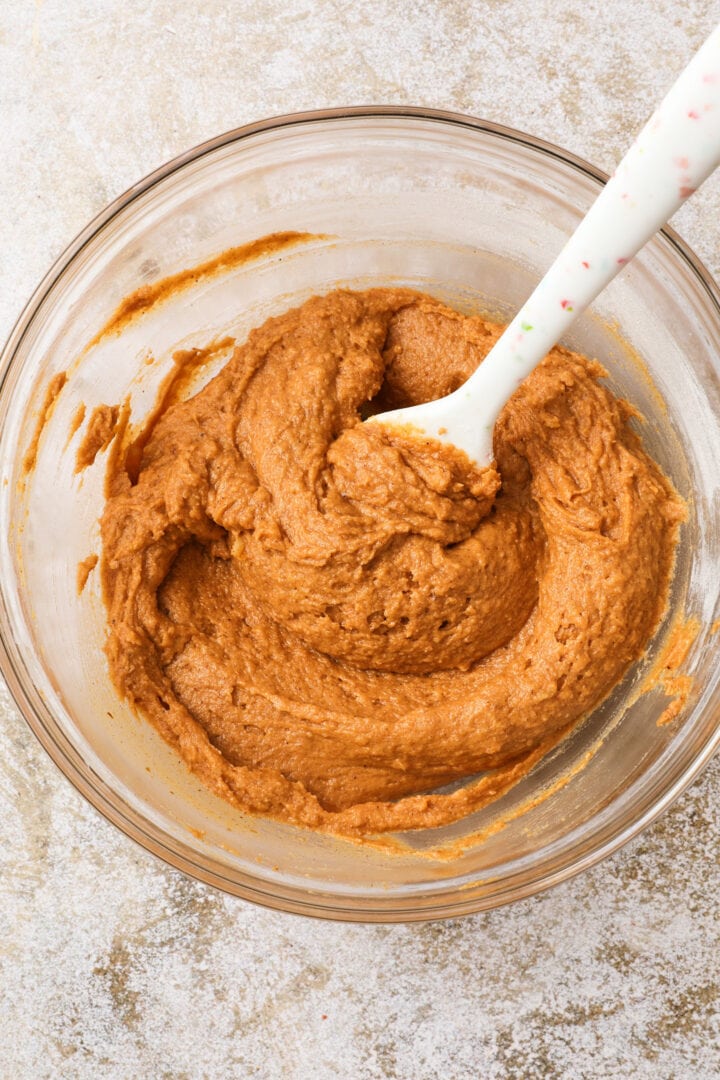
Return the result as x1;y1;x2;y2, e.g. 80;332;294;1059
101;289;683;837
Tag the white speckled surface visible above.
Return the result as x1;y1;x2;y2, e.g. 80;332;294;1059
2;2;720;1077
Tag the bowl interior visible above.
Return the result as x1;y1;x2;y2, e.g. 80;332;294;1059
2;112;720;919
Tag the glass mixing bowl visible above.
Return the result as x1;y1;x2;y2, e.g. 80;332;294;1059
1;108;719;922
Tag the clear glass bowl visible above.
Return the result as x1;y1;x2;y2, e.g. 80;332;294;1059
1;107;719;922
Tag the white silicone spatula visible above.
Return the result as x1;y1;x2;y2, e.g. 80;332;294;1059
370;24;720;466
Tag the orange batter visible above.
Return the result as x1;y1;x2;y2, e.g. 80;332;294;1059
100;289;683;838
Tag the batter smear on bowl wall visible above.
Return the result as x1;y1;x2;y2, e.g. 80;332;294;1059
99;287;684;840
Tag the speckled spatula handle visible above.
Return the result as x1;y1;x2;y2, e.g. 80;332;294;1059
498;23;720;376
396;23;720;466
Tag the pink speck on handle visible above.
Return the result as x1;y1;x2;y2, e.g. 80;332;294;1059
674;156;689;169
581;260;590;269
560;299;573;311
688;109;700;119
616;257;628;265
703;73;719;84
679;185;696;198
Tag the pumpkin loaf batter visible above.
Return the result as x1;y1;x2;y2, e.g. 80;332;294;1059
101;288;684;838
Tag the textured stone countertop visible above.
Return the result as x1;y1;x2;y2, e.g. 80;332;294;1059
2;2;720;1077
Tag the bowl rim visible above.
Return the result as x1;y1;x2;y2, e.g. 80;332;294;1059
1;104;719;922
